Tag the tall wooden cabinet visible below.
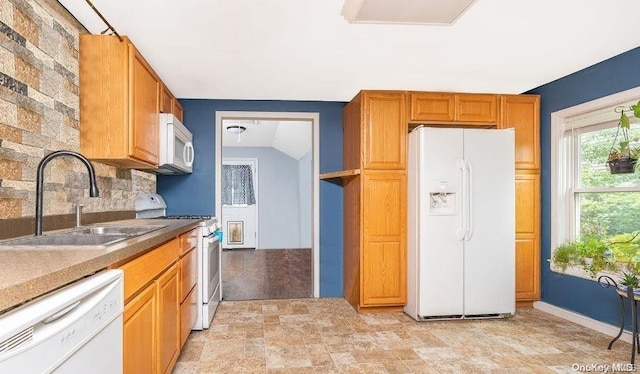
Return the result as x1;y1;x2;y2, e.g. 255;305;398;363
499;94;541;306
332;90;541;313
343;91;408;312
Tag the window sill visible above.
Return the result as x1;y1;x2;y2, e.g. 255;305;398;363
550;263;621;283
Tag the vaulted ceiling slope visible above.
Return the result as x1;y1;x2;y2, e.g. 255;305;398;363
59;0;640;102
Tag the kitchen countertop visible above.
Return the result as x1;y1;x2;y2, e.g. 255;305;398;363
0;219;201;314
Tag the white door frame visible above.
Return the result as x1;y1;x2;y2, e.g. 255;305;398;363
215;111;320;298
222;158;259;249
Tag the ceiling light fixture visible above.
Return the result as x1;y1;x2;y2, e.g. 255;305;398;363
226;125;246;134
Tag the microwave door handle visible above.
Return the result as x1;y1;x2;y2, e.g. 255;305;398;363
184;142;194;167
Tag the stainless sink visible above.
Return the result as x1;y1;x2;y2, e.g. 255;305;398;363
68;225;166;236
0;234;128;247
0;224;167;248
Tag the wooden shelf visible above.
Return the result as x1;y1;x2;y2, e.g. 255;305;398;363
319;169;360;180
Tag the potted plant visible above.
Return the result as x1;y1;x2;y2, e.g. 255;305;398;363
619;270;640;294
553;236;619;277
607;101;640;174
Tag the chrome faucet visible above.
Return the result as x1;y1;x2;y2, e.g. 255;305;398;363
35;151;99;235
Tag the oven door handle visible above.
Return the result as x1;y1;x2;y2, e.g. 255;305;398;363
206;235;219;244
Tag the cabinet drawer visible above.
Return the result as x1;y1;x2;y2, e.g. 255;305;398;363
120;239;179;302
179;247;198;302
180;228;199;256
180;284;198;348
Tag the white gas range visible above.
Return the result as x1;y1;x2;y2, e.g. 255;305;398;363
135;193;221;330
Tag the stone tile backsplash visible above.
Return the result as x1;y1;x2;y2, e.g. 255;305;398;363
0;0;156;219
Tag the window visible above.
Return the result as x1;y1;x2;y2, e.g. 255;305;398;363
551;88;640;279
221;164;256;206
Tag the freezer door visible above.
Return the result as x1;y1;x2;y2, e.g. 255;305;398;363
462;129;515;316
415;127;465;318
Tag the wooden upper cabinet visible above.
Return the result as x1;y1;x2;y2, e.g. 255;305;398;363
362;91;407;170
455;94;497;122
160;84;184;122
409;92;497;124
161;85;172;114
173;100;184;123
499;95;540;170
79;35;182;169
80;35;159;169
130;46;160;166
410;93;454;122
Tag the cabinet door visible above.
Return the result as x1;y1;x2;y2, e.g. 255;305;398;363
516;237;540;300
161;85;172;114
180;285;198;349
515;173;540;301
409;92;454;122
157;263;179;374
130;45;160;166
515;173;540;236
361;172;407;305
455;94;497;122
363;92;407;170
173;100;184;123
179;247;198;302
499;95;540;170
124;283;156;374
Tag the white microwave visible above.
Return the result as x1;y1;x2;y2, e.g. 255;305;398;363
158;113;194;174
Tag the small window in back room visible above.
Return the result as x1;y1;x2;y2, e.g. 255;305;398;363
221;164;256;206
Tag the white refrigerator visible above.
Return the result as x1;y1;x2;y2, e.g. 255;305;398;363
405;127;515;321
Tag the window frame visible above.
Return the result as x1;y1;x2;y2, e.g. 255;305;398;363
550;87;640;278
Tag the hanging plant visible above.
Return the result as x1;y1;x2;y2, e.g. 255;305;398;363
607;101;640;174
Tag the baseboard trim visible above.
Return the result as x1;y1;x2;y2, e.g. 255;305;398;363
533;301;632;344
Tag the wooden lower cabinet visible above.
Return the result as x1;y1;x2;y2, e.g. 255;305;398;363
123;283;156;374
157;264;179;374
180;285;198;348
344;171;407;311
516;237;540;301
120;236;192;374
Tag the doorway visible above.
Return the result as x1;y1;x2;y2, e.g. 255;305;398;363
215;111;320;300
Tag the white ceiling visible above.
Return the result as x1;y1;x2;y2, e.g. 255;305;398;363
222;119;312;160
58;0;640;102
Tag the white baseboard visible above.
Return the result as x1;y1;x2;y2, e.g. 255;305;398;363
533;301;633;344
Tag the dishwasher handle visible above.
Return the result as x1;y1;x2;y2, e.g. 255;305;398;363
42;301;81;324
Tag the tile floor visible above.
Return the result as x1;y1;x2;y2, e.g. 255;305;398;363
222;248;312;300
173;298;634;373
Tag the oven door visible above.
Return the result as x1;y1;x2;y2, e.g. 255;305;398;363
202;233;220;307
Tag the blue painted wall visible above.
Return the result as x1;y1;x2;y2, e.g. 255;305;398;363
527;46;640;325
157;100;346;297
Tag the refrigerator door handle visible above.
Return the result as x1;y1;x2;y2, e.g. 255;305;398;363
456;159;467;241
465;159;474;241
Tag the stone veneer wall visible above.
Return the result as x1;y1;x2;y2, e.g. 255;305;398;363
0;0;155;219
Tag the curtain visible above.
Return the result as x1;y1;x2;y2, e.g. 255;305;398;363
222;164;256;205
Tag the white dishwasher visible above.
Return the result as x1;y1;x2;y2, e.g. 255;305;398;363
0;269;124;374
